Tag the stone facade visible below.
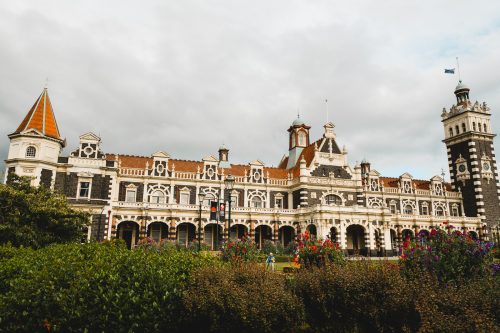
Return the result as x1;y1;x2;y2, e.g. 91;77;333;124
4;84;498;253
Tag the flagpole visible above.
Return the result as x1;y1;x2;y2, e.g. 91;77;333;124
456;57;461;81
325;99;329;123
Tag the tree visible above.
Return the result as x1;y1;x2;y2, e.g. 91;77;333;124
0;174;89;248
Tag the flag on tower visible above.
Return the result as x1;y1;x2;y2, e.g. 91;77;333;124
444;68;455;74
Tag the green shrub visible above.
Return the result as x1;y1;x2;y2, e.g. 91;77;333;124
182;264;304;333
294;261;418;332
0;242;218;332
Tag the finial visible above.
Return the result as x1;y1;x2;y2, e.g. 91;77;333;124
44;77;49;89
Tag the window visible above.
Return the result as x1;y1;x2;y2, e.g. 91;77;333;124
462;123;466;133
455;125;459;135
291;134;296;147
251;197;263;208
449;127;453;136
484;123;487;132
150;190;165;204
451;205;459;217
403;205;413;215
435;206;445;216
275;197;283;208
298;131;306;146
325;194;341;205
126;189;136;202
421;204;429;216
180;192;190;205
79;182;90;198
472;122;476;131
202;194;215;206
150;224;162;242
478;124;481;132
390;203;397;214
26;146;36;158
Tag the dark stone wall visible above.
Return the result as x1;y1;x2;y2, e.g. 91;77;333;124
53;173;78;198
91;174;111;200
39;169;52;188
90;214;107;241
448;140;477;217
473;139;500;226
292;189;301;208
310;165;352;179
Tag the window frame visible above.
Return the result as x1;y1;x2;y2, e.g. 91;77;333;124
25;146;37;158
78;181;91;199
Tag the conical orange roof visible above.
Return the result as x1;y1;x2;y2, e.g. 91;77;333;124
14;88;62;140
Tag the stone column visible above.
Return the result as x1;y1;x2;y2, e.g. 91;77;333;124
169;219;176;241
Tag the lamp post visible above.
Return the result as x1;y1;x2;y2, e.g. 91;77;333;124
224;174;235;241
198;193;206;251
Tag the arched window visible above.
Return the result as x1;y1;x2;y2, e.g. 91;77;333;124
251;197;263;208
26;146;36;158
291;134;296;147
150;190;165;204
484;123;487;132
325;194;342;205
435;206;445;216
478;124;481;132
455;125;459;135
472;122;476;131
203;194;215;206
298;131;306;146
403;205;413;215
462;123;466;133
449;127;453;137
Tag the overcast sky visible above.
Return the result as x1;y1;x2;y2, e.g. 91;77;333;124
1;1;500;180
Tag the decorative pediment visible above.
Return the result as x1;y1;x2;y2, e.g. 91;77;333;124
430;175;443;182
369;170;381;177
20;128;44;137
249;159;265;167
79;132;101;142
202;155;219;163
152;151;170;159
399;172;413;179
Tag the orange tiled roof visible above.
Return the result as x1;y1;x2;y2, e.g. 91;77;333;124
14;88;61;140
106;154;152;168
380;176;453;191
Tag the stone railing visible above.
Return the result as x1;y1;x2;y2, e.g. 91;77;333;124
308;177;356;187
119;167;145;176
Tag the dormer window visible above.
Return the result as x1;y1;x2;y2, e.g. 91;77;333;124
325;194;341;205
26;146;36;158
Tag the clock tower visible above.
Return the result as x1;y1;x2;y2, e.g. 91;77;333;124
441;81;500;233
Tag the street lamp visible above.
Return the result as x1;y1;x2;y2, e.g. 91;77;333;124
224;174;235;241
198;192;206;251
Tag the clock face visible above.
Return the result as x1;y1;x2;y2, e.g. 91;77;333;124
458;164;466;173
483;163;490;171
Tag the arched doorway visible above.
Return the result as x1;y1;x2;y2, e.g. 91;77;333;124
204;223;223;250
117;221;140;249
468;231;478;240
255;225;272;249
419;229;430;238
278;226;295;247
229;224;248;240
329;227;339;244
306;224;317;239
176;223;196;248
147;222;168;242
402;229;414;241
346;224;366;255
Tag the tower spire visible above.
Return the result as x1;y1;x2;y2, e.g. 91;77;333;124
12;88;62;140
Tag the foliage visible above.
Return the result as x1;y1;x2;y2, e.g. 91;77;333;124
221;235;259;264
182;264;304;333
0;242;219;332
0;174;89;248
400;226;495;282
294;260;500;333
294;231;345;268
261;239;284;255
